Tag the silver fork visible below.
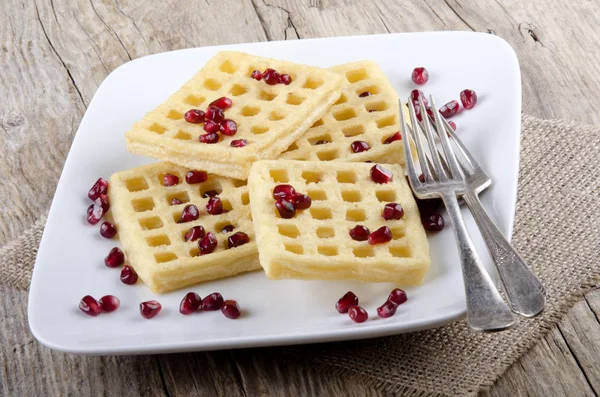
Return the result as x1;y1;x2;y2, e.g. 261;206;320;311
402;96;515;331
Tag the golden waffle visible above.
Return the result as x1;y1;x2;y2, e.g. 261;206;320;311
280;61;410;165
109;162;259;293
125;51;344;180
248;160;430;284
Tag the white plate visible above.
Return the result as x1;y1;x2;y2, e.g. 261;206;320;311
28;32;521;355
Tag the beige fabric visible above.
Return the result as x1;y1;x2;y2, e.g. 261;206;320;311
1;115;599;396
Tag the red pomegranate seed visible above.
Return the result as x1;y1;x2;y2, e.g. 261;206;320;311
388;288;408;305
251;70;262;80
370;164;393;184
418;174;425;183
335;291;359;313
198;232;218;255
262;68;279;85
413;102;423;122
351;141;370;153
292;194;312;210
368;226;392;245
460;89;478;110
230;139;248;147
86;204;104;225
275;199;295;219
206;106;225;123
377;300;398;318
206;197;223;215
99;295;120;312
220;119;238;136
209;96;233;110
382;203;404;220
315;140;329;145
100;222;117;238
384;132;402;144
120;265;138;285
199;132;219;144
273;184;296;200
94;194;110;212
221;300;241;319
201;292;224;311
163;174;179;186
88;178;109;201
179;292;201;315
409;89;428;106
202;190;219;198
104;247;125;268
79;295;102;316
426;106;434;119
140;300;162;319
222;224;235;233
359;91;371;98
439;100;460;118
349;225;370;241
170;198;182;206
278;73;292;85
448;121;457;131
422;212;445;231
185;225;206;242
184;109;205;123
178;204;199;223
203;120;220;134
348;306;368;323
411;67;429;85
227;231;250;248
185;170;208;184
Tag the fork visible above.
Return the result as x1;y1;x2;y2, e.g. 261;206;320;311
401;96;516;331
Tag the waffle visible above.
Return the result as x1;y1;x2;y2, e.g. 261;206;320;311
109;162;259;293
280;61;411;165
125;51;344;180
247;160;430;284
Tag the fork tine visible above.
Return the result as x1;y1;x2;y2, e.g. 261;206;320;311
407;101;435;183
399;102;421;187
441;117;482;173
429;96;463;179
418;97;447;180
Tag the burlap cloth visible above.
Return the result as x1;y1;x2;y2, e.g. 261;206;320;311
1;115;599;396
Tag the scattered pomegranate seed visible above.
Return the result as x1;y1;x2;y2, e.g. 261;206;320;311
206;197;223;215
206;106;225;123
359;91;371;98
221;300;241;319
104;247;125;268
388;288;408;305
201;292;224;311
185;170;208;184
251;70;263;80
199;131;219;143
202;190;219;198
417;197;443;214
227;231;250;248
140;300;162;319
198;232;218;255
426;106;434;119
88;178;109;201
203;120;220;134
230;139;248;147
348;306;368;323
275;199;296;219
460;89;478;110
368;226;392;245
384;132;402;144
411;67;429;85
94;194;110;212
351;141;370;153
273;184;296;200
220;119;238;136
315;140;329;145
262;68;279;85
79;295;102;316
448;121;457;131
439;100;460;118
292;194;312;210
349;225;370;241
184;109;205;123
413;102;423;122
163;174;179;186
278;74;292;85
99;295;120;313
370;164;393;184
377;300;398;318
100;222;117;239
422;212;445;231
335;291;359;313
120;265;138;285
170;198;182;206
179;292;201;315
382;203;404;220
178;204;199;223
209;96;233;110
222;224;235;233
409;89;428;106
87;204;104;225
185;225;206;242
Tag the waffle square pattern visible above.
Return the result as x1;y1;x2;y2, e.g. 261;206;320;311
109;162;259;293
125;51;344;180
248;160;431;284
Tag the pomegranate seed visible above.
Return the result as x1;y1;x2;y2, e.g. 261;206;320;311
460;89;478;110
185;170;208;184
94;194;110;212
411;67;429;85
202;190;219;198
86;204;104;225
349;225;370;241
409;89;428;106
209;96;232;110
262;68;279;85
414;102;423;122
388;288;408;305
184;109;205;123
377;300;398;318
206;197;223;215
448;121;457;131
206;106;225;123
335;291;359;313
185;225;206;242
227;231;250;248
203;120;220;134
220;119;238;136
278;73;292;85
79;295;102;316
439;100;460;118
426;106;434;119
351;141;370;153
368;226;392;245
231;139;248;147
99;295;120;312
348;306;368;323
251;70;262;80
222;224;235;233
221;300;241;319
198;232;218;255
140;300;162;319
88;178;109;201
100;222;117;238
384;132;402;144
199;131;219;143
359;91;371;98
179;292;201;315
417;197;443;214
273;184;296;200
291;194;312;210
120;265;138;285
382;203;404;220
201;292;224;311
315;140;329;145
422;212;445;231
178;204;199;223
370;164;393;184
163;174;179;186
170;198;182;205
104;247;125;268
275;199;295;219
418;174;425;183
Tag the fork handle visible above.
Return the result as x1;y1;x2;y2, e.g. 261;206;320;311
441;193;515;331
463;191;546;317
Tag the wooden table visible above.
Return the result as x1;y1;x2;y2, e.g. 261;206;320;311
1;1;599;396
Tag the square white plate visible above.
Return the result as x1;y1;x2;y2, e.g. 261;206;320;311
28;32;521;355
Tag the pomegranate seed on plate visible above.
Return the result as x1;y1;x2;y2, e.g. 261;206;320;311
370;164;393;184
201;292;224;311
206;197;223;215
178;204;199;223
273;184;296;200
104;247;125;268
227;231;250;248
359;91;371;98
388;288;408;305
448;121;457;131
439;100;460;118
250;70;262;80
221;300;241;319
382;203;404;220
209;96;233;110
220;119;238;136
384;132;402;144
368;226;392;245
348;306;368;323
422;212;445;231
79;295;102;316
140;300;162;319
409;89;427;106
292;194;312;210
221;224;235;233
278;74;292;85
120;265;138;285
179;292;201;315
377;300;398;318
418;174;425;183
163;174;179;186
262;68;279;85
88;178;109;201
349;225;370;241
198;232;218;255
460;89;478;110
230;139;248;147
206;106;225;123
185;170;208;184
426;106;434;119
94;194;110;212
100;222;117;238
335;291;359;313
411;67;429;85
184;109;205;123
99;295;120;312
87;204;104;225
203;120;220;134
185;225;206;242
202;190;219;198
351;141;370;153
275;199;295;219
170;198;182;206
315;140;329;145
